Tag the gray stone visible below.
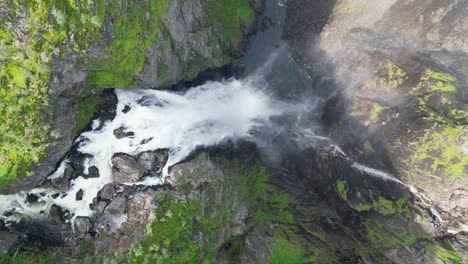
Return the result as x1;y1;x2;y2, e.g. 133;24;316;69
104;196;126;216
0;231;20;254
137;151;157;171
99;184;115;201
96;201;108;213
113;127;134;139
137;149;169;172
50;165;74;191
84;166;99;179
111;153;144;184
47;205;64;225
74;217;92;235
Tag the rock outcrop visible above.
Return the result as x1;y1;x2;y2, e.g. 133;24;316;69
0;0;260;192
285;0;467;262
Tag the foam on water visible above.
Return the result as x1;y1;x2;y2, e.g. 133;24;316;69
0;77;283;226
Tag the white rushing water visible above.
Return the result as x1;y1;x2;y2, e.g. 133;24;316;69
0;77;284;226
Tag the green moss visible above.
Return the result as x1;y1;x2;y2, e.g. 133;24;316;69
336;181;412;217
363;142;375;154
416;69;457;94
73;95;100;135
409;125;467;180
426;244;463;263
86;0;170;88
128;197;215;264
0;0;105;186
0;253;51;264
387;63;407;87
209;0;254;46
364;218;425;250
336;180;348;200
271;238;305;264
128;158;293;263
370;104;385;121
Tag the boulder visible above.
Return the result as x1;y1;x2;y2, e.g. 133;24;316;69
75;189;84;201
113;127;134;139
111;153;145;184
83;166;99;179
47;205;64;225
104;196;126;216
137;151;156;171
50;165;74;191
74;217;92;235
137;149;169;172
0;231;20;254
98;184;115;201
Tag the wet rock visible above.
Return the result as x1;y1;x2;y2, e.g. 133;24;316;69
113;127;135;139
47;205;64;225
26;193;39;204
50;165;74;191
96;201;108;213
98;184;115;201
74;217;92;235
83;166;99;179
0;231;20;254
104;196;126;216
111;153;145;184
122;105;131;114
69;153;93;177
137;151;157;171
76;189;84;201
137;149;169;172
154;149;169;169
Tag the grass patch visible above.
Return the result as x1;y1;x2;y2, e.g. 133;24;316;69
86;0;170;88
0;252;51;264
127;197;215;264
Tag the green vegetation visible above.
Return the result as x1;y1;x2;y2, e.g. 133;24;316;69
335;180;411;217
404;68;467;182
128;198;215;264
73;95;100;135
364;103;387;126
409;125;467;180
0;0;104;186
126;157;300;263
271;238;305;264
426;244;463;264
415;69;457;94
387;63;407;87
86;0;170;88
336;180;348;200
0;250;51;264
209;0;254;46
364;218;424;250
363;141;375;154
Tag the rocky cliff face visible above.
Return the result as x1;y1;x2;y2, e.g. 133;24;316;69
285;0;467;262
0;0;261;191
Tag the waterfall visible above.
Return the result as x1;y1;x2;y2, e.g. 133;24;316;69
0;77;285;226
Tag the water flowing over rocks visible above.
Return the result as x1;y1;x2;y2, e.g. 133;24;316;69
0;0;466;262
